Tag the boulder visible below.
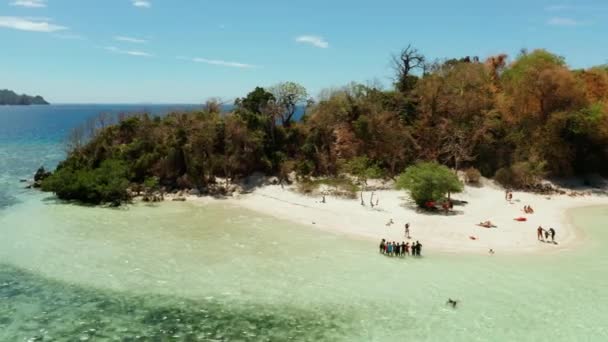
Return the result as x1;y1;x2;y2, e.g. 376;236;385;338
34;166;51;182
267;176;280;185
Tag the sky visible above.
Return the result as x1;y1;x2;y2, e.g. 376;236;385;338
1;0;607;103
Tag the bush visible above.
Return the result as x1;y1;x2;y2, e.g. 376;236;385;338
41;159;131;205
396;162;463;207
464;167;481;184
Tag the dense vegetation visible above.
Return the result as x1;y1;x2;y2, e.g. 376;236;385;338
42;47;608;204
0;89;48;105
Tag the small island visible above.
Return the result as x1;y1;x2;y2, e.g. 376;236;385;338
0;89;49;105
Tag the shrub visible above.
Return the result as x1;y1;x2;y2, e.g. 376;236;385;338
464;167;482;184
396;162;463;207
41;159;131;205
494;161;546;189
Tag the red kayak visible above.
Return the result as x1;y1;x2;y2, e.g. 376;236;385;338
514;217;527;222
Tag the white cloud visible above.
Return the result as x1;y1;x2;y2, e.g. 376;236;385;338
114;36;148;43
178;56;256;69
10;0;46;8
0;16;66;32
547;17;582;26
132;0;151;8
105;46;153;57
295;35;329;48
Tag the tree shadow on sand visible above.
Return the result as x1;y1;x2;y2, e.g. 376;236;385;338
398;197;468;216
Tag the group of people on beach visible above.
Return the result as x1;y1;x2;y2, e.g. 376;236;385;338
379;239;423;257
537;226;557;243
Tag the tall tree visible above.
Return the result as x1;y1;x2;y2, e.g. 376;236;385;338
269;82;308;127
392;44;426;93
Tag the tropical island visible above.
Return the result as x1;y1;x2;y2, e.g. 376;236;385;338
0;89;49;105
37;47;608;253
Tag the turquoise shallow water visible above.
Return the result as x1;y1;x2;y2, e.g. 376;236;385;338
1;106;608;341
1;196;607;341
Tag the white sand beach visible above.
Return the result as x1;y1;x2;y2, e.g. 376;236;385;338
186;179;608;255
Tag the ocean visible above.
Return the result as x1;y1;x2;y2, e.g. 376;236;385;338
1;105;607;341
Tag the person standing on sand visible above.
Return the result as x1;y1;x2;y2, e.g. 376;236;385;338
401;241;406;256
549;228;556;242
417;241;423;256
405;223;410;239
379;239;386;254
537;226;544;241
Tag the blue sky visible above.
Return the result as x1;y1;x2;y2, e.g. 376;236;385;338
1;0;607;103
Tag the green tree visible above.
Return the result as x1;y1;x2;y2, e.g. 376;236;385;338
396;162;463;207
341;156;383;189
269;82;308;127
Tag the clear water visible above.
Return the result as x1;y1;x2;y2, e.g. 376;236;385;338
1;105;608;341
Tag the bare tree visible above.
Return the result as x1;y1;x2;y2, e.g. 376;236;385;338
439;124;479;173
392;44;426;92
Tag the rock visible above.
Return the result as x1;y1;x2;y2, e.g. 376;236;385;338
267;176;280;185
188;189;200;196
19;179;28;183
34;167;51;182
172;197;186;202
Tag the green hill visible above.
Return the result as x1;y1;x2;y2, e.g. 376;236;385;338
0;89;49;105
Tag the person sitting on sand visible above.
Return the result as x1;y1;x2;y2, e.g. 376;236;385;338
478;221;496;228
489;249;495;255
386;218;394;227
544;229;550;241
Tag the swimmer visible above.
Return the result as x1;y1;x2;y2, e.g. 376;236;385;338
446;298;459;308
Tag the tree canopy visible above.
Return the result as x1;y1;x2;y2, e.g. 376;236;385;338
41;45;608;204
396;162;463;207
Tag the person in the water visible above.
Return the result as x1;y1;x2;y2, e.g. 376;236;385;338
447;298;458;308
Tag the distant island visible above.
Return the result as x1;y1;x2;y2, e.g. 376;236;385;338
0;89;49;105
